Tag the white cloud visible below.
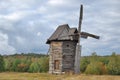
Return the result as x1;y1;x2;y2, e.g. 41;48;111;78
0;0;36;11
0;32;16;55
37;6;47;14
37;32;41;36
3;12;23;21
0;10;36;21
48;0;66;6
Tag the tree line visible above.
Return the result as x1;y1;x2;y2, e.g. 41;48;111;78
0;53;49;73
0;52;120;75
80;52;120;75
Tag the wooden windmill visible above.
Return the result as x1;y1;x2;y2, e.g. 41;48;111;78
46;4;99;74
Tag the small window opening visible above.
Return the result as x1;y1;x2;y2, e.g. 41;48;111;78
66;45;69;47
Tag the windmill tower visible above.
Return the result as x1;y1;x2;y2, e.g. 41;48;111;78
74;4;83;74
46;4;99;74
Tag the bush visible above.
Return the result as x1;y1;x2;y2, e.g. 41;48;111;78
4;58;14;71
85;62;107;75
17;63;29;72
99;57;109;65
39;57;49;72
28;62;40;73
11;59;21;71
80;57;90;73
107;55;120;75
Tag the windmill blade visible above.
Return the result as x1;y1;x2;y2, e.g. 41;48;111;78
80;5;83;20
78;4;83;33
81;32;100;39
81;34;88;39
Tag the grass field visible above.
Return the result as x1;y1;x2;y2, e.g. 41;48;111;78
0;72;119;80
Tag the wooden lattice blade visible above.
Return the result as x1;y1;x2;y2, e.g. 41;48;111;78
81;32;100;39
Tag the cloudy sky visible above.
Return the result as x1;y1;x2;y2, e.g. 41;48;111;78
0;0;120;56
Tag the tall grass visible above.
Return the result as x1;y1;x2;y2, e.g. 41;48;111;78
0;72;119;80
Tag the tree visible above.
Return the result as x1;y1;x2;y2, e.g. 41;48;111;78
0;55;4;72
111;52;116;57
91;52;97;56
90;52;99;62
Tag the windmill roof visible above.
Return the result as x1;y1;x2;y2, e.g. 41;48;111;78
46;24;78;44
69;28;78;35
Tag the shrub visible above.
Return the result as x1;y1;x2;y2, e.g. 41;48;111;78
85;62;106;75
39;57;49;72
17;63;29;72
99;57;109;65
28;62;40;73
11;59;21;71
4;58;14;71
80;57;90;73
107;55;120;75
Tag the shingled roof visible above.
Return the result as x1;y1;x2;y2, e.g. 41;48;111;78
46;24;78;44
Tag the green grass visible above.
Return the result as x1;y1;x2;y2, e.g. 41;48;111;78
0;72;119;80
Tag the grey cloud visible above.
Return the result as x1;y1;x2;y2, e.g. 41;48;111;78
0;0;120;55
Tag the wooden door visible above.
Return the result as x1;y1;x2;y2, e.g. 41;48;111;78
54;60;60;70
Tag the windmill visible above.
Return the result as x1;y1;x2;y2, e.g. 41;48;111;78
74;4;100;74
46;4;99;74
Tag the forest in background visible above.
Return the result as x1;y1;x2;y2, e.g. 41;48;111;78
0;52;120;75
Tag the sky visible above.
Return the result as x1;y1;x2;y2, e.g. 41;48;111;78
0;0;120;56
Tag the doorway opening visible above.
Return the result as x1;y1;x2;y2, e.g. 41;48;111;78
54;60;60;70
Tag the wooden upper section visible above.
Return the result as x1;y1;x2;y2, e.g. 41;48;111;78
46;24;78;44
46;24;100;44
